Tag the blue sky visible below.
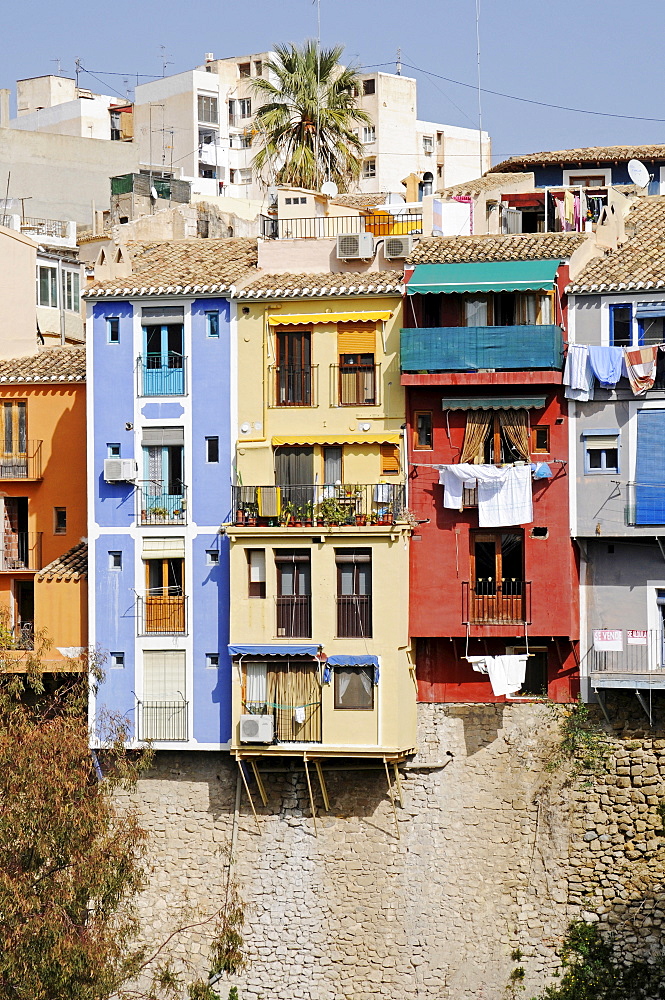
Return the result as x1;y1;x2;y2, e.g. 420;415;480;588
5;0;665;165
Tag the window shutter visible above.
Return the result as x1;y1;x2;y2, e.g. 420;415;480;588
337;322;376;354
380;444;400;475
142;537;185;559
141;427;185;446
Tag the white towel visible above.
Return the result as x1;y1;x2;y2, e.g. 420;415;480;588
438;463;484;509
478;465;533;528
373;483;393;503
469;655;528;697
294;706;306;725
563;344;595;401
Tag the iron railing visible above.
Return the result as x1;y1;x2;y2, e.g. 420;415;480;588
276;595;311;638
137;700;188;741
0;623;35;650
588;630;665;674
0;442;42;480
138;487;188;525
19;217;69;238
137;354;187;396
136;595;187;635
0;532;42;571
332;363;379;406
462;580;531;625
336;595;372;638
268;365;318;407
232;483;405;526
259;213;423;240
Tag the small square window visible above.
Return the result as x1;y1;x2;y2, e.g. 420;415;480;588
110;652;125;669
206;311;220;338
206;549;220;565
584;433;619;474
362;158;376;179
363;79;376;96
54;507;67;534
285;197;292;205
107;318;120;343
108;550;122;569
206;653;220;668
107;443;121;458
206;436;219;463
531;426;550;453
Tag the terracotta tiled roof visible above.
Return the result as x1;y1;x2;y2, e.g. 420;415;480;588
236;270;403;298
407;232;589;266
490;144;665;174
568;196;665;293
37;541;87;582
438;174;527;198
0;347;85;384
86;238;259;296
330;193;388;210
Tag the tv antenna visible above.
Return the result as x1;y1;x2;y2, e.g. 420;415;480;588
475;0;483;177
160;45;173;77
51;57;64;76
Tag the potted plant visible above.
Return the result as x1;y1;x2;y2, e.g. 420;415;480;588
318;496;346;525
149;506;169;521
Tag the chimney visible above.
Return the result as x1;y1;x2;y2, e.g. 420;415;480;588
205;53;214;63
0;90;10;127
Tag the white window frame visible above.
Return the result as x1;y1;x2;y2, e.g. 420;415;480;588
37;265;58;308
362;158;376;179
422;135;434;154
197;93;219;125
562;167;611;187
362;126;376;144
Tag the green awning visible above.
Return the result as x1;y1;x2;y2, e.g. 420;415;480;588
407;259;561;295
441;396;546;411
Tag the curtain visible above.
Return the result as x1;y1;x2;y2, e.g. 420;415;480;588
499;409;530;461
460;409;493;463
245;663;267;709
266;662;321;742
464;296;488;326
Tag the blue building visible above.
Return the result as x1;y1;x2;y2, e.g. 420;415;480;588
85;238;257;749
489;143;665;193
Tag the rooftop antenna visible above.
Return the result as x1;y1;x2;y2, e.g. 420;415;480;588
396;47;401;76
314;0;322;191
160;45;173;78
475;0;483;177
51;57;63;76
75;58;81;88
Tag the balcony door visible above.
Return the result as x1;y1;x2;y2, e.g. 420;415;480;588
275;446;314;516
142;427;184;521
145;557;185;633
275;551;311;638
142;308;184;395
1;401;26;477
276;329;311;405
471;531;524;624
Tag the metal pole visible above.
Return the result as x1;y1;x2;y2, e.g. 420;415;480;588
475;0;483;177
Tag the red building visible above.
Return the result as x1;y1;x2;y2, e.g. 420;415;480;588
402;234;587;703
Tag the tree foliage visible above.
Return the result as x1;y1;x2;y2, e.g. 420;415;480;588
251;41;371;192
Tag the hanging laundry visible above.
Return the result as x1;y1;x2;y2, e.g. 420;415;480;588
531;462;553;480
294;706;306;725
439;463;484;510
438;464;532;527
624;345;659;394
588;345;624;387
564;189;575;230
573;193;580;231
468;654;529;697
580;188;588;226
563;344;595;401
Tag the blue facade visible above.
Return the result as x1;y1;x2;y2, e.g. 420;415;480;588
90;294;233;749
530;162;665;189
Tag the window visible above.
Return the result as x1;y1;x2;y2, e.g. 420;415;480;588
362;126;376;144
230;168;252;185
206;549;220;565
275;550;311;637
54;507;67;534
380;444;400;475
414;411;433;450
141;650;187;741
199;165;216;179
109;551;122;570
197;94;219;124
107;443;121;457
243;659;321;741
338;352;376;405
362;158;376;179
584;430;619;474
531;426;550;453
323;446;342;485
334;667;374;709
562;168;611;187
110;652;125;669
61;270;80;312
423;135;434;154
275;329;312;406
239;134;252;149
254;61;262;77
238;98;251;118
362;78;376;95
336;549;372;638
141;311;184;396
460;409;531;465
470;531;525;624
107;317;120;343
508;646;548;696
206;653;220;668
610;304;632;346
37;265;57;308
238;62;251;77
143;555;185;633
2;401;26;463
206;436;219;463
285;197;292;205
247;549;266;598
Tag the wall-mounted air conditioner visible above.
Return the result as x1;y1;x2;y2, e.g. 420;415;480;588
384;235;415;259
239;714;274;743
103;458;138;483
336;232;374;260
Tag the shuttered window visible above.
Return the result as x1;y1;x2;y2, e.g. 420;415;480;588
337;322;376;354
380;444;400;475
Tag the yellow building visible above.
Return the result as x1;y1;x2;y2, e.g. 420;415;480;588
227;268;417;786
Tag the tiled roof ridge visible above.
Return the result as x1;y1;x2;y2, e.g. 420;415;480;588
0;346;86;384
407;231;589;266
37;540;87;582
236;269;404;298
490;143;665;173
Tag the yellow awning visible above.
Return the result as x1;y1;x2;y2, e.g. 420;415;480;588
272;433;401;446
268;311;391;326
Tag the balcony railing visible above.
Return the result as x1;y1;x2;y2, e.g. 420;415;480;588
588;630;664;675
268;365;318;407
138;488;188;525
260;213;423;240
137;700;188;741
337;595;372;637
400;325;563;372
0;623;34;650
232;483;405;527
276;595;312;638
0;442;43;480
137;354;187;396
136;595;187;635
0;532;42;571
332;363;380;406
462;580;531;625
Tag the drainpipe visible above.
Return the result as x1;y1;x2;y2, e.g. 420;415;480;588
57;256;66;345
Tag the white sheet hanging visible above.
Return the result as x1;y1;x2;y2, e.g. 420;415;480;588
438;464;533;527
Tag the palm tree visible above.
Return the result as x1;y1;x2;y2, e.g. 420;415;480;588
251;41;372;193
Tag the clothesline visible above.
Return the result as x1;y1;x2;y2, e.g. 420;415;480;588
564;342;663;398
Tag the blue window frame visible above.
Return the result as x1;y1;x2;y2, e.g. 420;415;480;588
107;443;121;458
206;311;220;338
583;429;619;475
142;323;185;396
107;317;120;343
636;409;665;524
609;304;632;347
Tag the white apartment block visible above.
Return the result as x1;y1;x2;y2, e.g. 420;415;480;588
8;75;133;141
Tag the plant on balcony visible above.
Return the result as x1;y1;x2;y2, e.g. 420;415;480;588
318;496;347;525
148;506;169;520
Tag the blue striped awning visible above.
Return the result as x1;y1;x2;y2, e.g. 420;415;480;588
325;655;379;667
228;644;319;657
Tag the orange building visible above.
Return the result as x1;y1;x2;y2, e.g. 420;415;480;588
0;347;87;669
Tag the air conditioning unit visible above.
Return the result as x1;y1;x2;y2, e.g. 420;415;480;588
239;714;274;743
336;232;374;260
103;458;138;483
384;235;414;259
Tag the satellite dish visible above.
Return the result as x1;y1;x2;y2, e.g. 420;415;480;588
321;180;338;198
384;192;405;205
628;159;651;188
150;185;158;200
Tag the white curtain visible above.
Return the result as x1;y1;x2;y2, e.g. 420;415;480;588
245;662;267;707
465;296;488;326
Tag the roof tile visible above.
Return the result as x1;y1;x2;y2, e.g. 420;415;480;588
37;541;87;582
236;269;403;298
407;232;589;266
0;347;85;384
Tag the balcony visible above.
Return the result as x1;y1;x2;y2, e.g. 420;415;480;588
276;595;311;638
268;365;318;407
332;363;380;406
259;213;423;240
232;483;405;527
137;700;188;741
337;595;372;637
137;354;187;396
0;443;43;480
462;580;531;625
138;488;188;526
588;630;665;689
0;532;42;572
400;325;563;373
136;595;187;635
